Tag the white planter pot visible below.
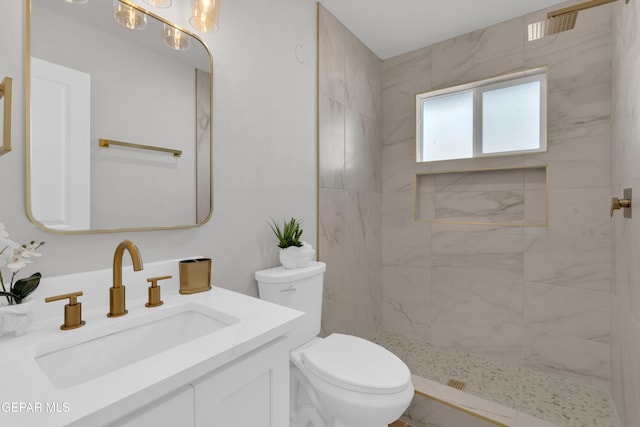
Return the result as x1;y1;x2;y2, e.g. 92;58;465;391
279;242;315;269
0;298;35;337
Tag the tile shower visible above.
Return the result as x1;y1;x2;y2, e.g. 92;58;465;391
317;0;636;425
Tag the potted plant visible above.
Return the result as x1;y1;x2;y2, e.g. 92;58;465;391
0;222;44;336
268;217;315;269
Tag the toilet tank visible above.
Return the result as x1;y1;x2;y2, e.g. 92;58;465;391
255;261;326;349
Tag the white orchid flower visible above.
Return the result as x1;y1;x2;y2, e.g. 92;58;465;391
0;223;45;306
6;256;28;272
19;246;43;258
0;223;20;255
0;238;18;270
0;225;8;240
0;239;19;252
0;245;13;257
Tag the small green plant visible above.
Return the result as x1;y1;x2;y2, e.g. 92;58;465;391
268;217;304;249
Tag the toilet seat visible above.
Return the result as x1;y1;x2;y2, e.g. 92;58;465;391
300;334;411;395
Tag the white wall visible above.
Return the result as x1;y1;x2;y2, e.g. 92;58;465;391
317;5;384;339
0;0;317;297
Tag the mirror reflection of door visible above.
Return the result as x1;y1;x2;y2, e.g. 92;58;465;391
31;58;91;231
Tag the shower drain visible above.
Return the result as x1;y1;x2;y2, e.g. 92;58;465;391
447;379;467;391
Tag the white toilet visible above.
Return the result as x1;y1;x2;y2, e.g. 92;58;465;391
255;261;413;427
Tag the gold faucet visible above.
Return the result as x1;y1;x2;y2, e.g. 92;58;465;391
108;240;144;318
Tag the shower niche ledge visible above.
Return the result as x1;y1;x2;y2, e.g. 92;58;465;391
414;165;548;227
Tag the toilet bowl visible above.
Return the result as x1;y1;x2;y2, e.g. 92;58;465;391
291;335;414;427
255;262;413;427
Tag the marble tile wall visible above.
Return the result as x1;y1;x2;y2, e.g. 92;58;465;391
415;168;547;225
318;5;383;338
610;0;640;426
381;0;612;389
196;69;211;224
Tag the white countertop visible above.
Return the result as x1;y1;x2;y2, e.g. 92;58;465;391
0;261;303;427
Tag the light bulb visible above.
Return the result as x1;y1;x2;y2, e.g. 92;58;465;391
189;0;218;32
113;1;147;31
143;0;172;8
163;24;191;51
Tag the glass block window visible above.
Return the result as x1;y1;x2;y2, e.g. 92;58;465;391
416;68;547;162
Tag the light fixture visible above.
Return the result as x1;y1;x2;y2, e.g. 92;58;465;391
189;0;219;32
163;24;191;51
66;0;89;4
113;1;148;31
143;0;172;8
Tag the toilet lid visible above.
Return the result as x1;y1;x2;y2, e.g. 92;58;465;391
300;334;411;394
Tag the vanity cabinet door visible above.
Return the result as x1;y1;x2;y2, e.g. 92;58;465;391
193;338;289;427
108;385;195;427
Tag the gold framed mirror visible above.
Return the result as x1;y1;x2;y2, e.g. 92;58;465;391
25;0;213;234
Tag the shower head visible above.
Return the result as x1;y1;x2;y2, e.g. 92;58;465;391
527;12;578;41
527;0;626;41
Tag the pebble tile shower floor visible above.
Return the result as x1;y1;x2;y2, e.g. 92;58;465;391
371;332;621;427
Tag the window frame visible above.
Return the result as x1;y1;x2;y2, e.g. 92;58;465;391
416;67;547;163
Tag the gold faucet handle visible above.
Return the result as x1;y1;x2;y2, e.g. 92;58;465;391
147;275;172;286
145;275;171;308
45;291;86;330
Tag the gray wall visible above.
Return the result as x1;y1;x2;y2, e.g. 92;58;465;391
317;5;383;338
0;0;317;297
611;0;640;425
380;1;612;390
317;0;613;390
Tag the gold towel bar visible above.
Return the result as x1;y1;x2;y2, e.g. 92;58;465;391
99;139;182;157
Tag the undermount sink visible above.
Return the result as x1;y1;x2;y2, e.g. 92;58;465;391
35;304;238;389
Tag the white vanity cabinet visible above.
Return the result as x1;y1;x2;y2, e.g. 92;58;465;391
109;385;195;427
193;338;290;427
108;338;289;427
0;264;302;427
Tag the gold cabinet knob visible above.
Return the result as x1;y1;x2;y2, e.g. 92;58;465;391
45;291;86;330
145;275;171;308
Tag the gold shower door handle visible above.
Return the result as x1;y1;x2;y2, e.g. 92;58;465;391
610;188;632;218
610;198;630;216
